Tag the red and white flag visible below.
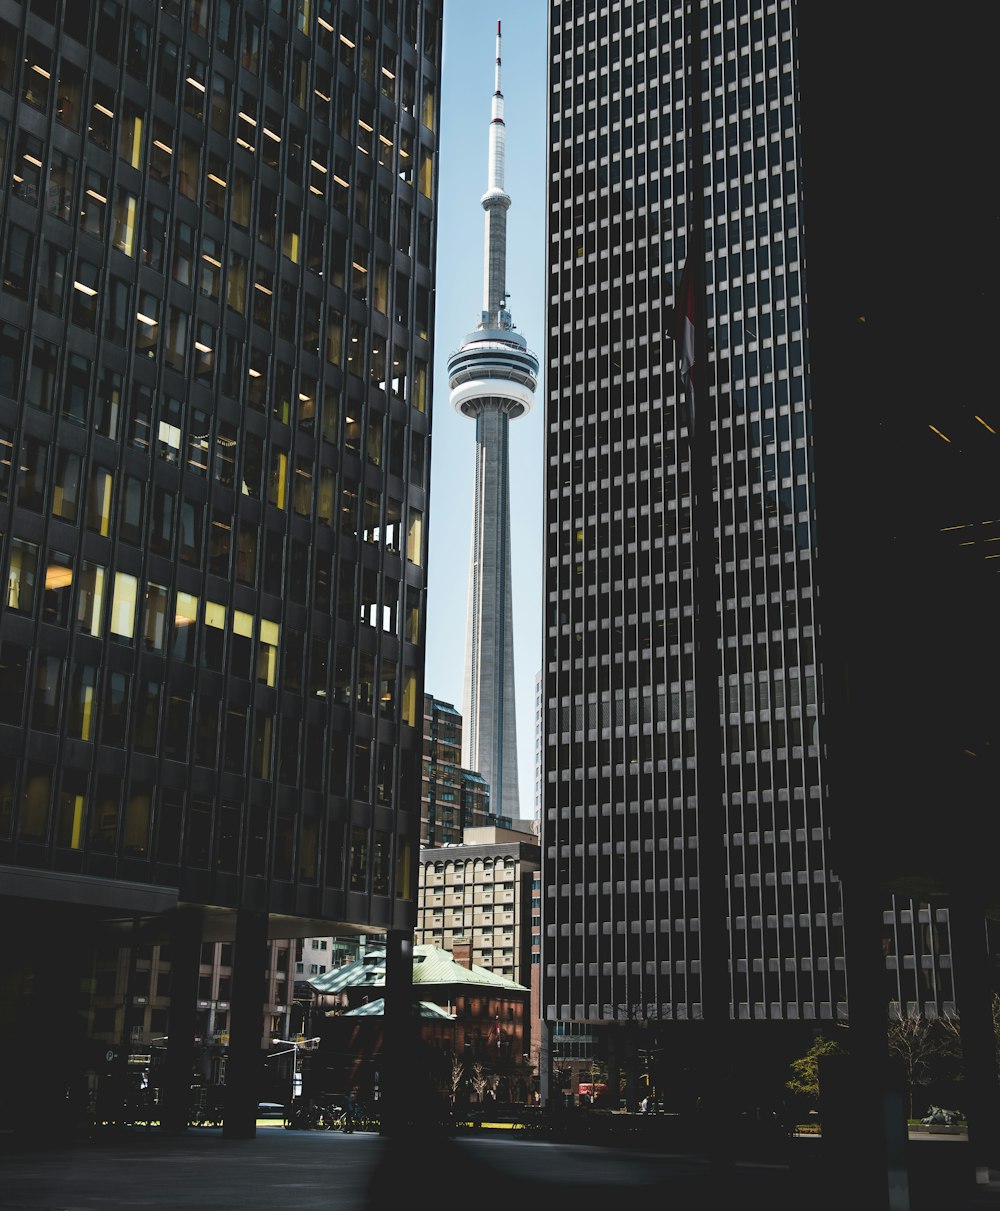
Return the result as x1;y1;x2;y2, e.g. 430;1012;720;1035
673;258;698;434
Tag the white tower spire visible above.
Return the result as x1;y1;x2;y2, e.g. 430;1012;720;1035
481;21;512;328
448;24;538;821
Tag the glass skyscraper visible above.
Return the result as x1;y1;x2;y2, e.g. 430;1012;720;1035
0;0;442;1138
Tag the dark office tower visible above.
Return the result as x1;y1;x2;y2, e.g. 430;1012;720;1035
0;0;441;1139
541;0;958;1099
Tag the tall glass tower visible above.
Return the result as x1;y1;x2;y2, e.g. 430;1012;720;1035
448;24;537;820
0;0;442;1140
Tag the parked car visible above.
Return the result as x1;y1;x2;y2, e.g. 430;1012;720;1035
257;1102;286;1120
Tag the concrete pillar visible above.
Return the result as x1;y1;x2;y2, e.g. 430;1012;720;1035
825;876;909;1211
538;1018;551;1107
606;1028;620;1110
159;907;203;1134
949;892;1000;1183
223;909;269;1139
381;928;415;1136
9;906;95;1142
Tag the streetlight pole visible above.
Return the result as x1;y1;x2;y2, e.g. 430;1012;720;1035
269;1038;320;1104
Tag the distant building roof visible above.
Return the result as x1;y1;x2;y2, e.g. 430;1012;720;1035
340;998;456;1020
307;943;527;995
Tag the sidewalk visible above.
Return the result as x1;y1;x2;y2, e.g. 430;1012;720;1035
2;1123;1000;1210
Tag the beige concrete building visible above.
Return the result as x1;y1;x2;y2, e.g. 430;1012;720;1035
416;826;538;993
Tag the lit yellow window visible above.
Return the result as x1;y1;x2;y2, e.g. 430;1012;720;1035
421;80;435;132
406;509;423;565
109;571;138;640
258;619;280;686
175;591;198;628
57;792;85;850
112;190;138;256
402;671;418;727
205;600;226;630
77;564;105;635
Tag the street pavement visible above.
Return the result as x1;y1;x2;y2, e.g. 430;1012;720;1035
3;1123;1000;1210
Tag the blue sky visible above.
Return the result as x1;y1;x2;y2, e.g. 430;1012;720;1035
425;3;548;818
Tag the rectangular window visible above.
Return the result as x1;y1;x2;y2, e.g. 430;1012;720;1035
226;251;247;313
61;354;89;426
119;103;144;169
268;450;288;509
70;260;99;331
16;437;46;512
37;243;67;315
109;571;138;643
0;225;30;307
24;338;57;413
123;788;151;857
101;674;129;750
232;169;251;229
172;219;195;286
120;474;144;542
79;169;108;238
43;557;74;626
56;780;86;850
112;189;138;256
31;655;62;732
135;293;160;358
56;58;83;130
150;119;173;184
406;509;423;565
283;203;301;264
51;449;82;522
205;151;227;216
76;563;105;635
258;620;279;687
173;592;198;663
143;583;168;651
104;277;130;344
7;539;39;614
19;767;52;841
349;826;368;891
46;152;76;223
142;205;166;272
95;369;122;439
66;663;97;741
178;137;199;200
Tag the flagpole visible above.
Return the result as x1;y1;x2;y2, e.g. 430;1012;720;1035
679;0;733;1178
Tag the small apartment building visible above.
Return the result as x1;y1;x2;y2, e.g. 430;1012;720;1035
417;826;539;995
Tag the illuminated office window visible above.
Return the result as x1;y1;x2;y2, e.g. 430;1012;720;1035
109;572;138;643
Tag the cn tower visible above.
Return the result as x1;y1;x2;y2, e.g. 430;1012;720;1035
448;22;538;820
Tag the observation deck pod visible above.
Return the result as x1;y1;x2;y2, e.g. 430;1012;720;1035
448;327;539;420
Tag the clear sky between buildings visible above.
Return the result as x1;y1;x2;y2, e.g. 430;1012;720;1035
425;2;547;818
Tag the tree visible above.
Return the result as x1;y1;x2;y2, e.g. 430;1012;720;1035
886;1007;952;1119
785;1034;844;1101
448;1056;464;1106
469;1062;488;1104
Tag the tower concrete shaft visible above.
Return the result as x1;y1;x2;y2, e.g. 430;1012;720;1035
448;22;538;820
463;405;519;819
